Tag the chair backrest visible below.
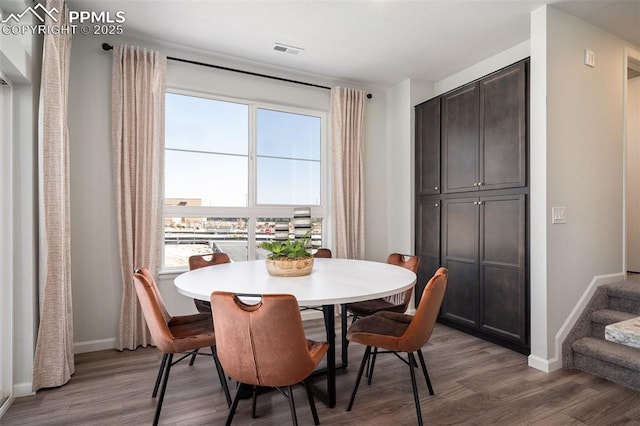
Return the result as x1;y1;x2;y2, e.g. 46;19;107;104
188;252;231;270
210;292;318;387
384;253;421;308
313;248;332;258
135;267;172;324
397;267;448;353
132;268;175;352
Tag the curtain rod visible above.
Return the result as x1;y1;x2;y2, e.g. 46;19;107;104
101;43;373;98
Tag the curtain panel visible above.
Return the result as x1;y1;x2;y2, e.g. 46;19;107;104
33;0;74;391
112;45;167;350
330;87;366;259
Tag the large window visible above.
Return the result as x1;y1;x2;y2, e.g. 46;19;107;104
163;91;326;268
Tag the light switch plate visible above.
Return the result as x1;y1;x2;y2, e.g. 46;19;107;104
552;207;566;224
584;49;596;67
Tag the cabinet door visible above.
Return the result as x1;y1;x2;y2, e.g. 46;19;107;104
442;84;479;193
415;199;440;307
479;61;527;190
479;194;527;344
441;197;479;327
415;98;441;195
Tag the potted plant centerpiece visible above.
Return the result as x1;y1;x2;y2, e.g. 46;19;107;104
259;236;314;277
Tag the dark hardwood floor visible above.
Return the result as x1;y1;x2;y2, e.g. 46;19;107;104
2;319;640;425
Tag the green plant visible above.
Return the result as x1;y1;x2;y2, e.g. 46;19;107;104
259;237;312;260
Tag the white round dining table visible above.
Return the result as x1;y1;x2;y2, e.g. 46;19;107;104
174;257;417;408
174;258;416;306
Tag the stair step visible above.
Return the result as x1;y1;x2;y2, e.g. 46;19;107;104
572;336;640;391
604;279;640;301
604;280;640;315
591;309;637;325
591;309;638;339
573;336;640;369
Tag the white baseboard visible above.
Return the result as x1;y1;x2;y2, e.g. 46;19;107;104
74;338;117;354
72;313;327;355
13;382;34;398
552;272;625;368
0;396;15;418
528;272;625;373
528;354;561;372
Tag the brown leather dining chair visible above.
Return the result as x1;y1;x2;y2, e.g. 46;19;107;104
313;248;332;258
345;267;448;426
188;252;231;314
187;252;231;365
345;253;421;321
132;268;232;426
210;292;329;425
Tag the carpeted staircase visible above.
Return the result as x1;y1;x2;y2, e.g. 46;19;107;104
562;277;640;391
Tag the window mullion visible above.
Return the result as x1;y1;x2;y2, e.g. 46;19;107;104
248;104;257;259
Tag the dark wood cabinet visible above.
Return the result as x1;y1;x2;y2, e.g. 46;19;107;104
440;195;527;346
415;198;440;305
479;62;527;190
442;84;479;193
416;97;441;195
414;59;529;354
440;197;479;327
442;62;527;194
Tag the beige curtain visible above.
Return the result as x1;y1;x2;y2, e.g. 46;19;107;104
112;45;167;350
33;0;74;391
330;87;366;259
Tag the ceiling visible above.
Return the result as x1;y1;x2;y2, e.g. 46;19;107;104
66;0;640;88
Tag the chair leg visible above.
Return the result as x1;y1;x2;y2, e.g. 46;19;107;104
188;348;199;366
407;352;424;426
153;353;173;426
303;380;320;426
367;347;378;385
211;346;232;407
225;383;246;426
417;349;434;395
287;385;298;426
341;304;349;366
251;386;258;418
346;346;372;412
152;353;168;397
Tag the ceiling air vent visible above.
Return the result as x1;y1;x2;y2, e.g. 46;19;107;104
273;42;304;55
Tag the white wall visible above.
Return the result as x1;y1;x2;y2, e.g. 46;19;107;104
382;78;434;262
435;40;530;96
627;76;640;272
383;80;412;258
67;34;386;349
363;86;390;262
530;5;633;370
529;6;550;368
0;5;39;398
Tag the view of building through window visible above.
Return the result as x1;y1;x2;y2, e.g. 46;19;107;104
164;215;324;266
163;92;325;268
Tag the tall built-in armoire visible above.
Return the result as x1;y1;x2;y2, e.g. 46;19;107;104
414;59;529;354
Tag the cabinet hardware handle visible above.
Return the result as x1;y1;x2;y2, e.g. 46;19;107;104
434;186;438;190
473;182;478;186
435;203;439;207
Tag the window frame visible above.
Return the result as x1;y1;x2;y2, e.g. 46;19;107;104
162;87;330;270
